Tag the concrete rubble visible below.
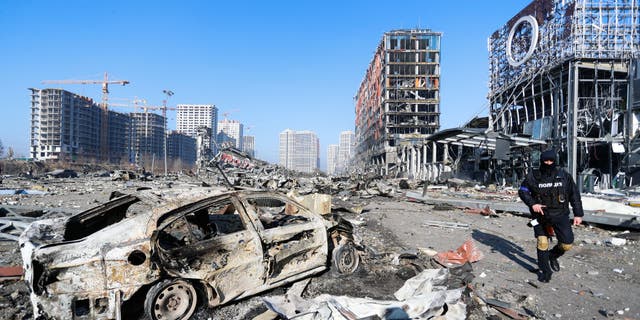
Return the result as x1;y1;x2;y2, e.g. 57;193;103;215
262;266;471;320
0;153;638;319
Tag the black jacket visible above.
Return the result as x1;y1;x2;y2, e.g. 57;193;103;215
518;167;584;218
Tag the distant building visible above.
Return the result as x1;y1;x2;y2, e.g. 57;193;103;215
130;112;165;164
279;129;295;169
327;144;339;175
167;130;196;167
279;129;319;173
217;119;243;150
108;111;133;164
195;126;213;166
242;135;255;157
176;104;218;158
338;131;355;173
29;88;131;163
354;29;442;177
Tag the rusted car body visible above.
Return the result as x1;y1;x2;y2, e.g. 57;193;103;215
19;187;359;319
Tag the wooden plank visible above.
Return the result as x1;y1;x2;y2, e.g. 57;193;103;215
0;266;23;281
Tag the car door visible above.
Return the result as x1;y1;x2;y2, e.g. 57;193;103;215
240;194;329;285
152;195;265;305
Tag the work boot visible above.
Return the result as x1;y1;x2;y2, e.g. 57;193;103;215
549;245;563;272
537;249;553;283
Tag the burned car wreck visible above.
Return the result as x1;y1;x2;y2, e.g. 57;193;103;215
19;187;361;319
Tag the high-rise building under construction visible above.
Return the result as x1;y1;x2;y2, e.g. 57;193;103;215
354;29;442;176
29;88;131;163
130;112;165;164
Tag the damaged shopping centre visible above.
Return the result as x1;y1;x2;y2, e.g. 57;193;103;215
353;0;640;191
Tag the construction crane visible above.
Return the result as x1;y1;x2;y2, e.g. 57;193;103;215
109;98;177;173
110;99;176;116
221;109;240;121
42;72;130;162
115;92;177;176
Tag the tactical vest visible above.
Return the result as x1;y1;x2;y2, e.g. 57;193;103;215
532;169;569;216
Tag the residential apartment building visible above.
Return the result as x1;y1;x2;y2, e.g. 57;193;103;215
354;29;442;177
167;130;197;167
327;144;339;175
108;111;133;164
242;135;255;157
279;129;320;173
29;88;130;163
338;131;355;173
130;112;165;165
217;119;243;150
176;104;218;160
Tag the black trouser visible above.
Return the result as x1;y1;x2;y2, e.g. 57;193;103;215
533;213;574;277
533;213;575;245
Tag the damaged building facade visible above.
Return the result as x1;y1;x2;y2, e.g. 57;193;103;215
354;29;443;178
487;0;640;187
354;2;639;186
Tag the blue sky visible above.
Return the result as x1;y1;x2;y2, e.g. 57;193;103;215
0;0;531;168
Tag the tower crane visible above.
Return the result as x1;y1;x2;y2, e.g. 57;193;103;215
108;98;177;173
42;72;130;162
221;109;240;121
108;99;177;117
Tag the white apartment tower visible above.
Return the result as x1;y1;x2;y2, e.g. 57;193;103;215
327;144;339;175
217;119;243;150
279;129;295;169
279;129;319;173
242;135;255;157
338;130;355;173
176;104;218;158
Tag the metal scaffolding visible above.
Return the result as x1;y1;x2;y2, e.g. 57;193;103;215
488;0;640;188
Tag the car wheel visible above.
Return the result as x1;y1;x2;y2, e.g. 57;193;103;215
144;279;198;320
332;243;360;274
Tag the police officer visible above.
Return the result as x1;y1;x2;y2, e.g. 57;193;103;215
518;149;584;282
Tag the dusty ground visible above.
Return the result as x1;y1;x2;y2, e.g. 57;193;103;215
1;174;638;319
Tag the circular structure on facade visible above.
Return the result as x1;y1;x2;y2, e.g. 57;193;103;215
506;15;539;67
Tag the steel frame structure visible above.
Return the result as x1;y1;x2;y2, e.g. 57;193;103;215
354;29;443;177
488;0;640;187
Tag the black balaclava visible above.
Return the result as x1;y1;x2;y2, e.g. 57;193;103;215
539;149;556;175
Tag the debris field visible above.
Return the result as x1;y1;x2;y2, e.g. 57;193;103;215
0;161;638;319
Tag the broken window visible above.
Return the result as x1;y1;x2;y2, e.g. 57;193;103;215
206;199;245;235
246;197;308;229
63;194;142;241
158;198;247;250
